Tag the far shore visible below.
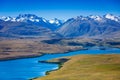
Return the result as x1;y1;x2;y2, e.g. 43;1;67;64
0;37;120;61
0;48;87;61
0;54;42;61
0;38;84;61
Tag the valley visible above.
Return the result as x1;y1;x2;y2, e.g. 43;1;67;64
0;14;120;61
0;14;120;80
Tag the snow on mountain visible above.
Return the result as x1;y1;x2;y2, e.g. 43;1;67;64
0;14;120;38
42;18;47;23
89;15;102;21
11;18;16;22
17;14;48;23
74;16;88;20
49;19;56;24
16;14;42;22
57;14;120;38
105;14;119;21
49;18;63;26
0;16;13;21
0;14;119;26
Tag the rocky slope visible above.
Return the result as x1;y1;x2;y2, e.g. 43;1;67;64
0;14;64;38
0;14;120;38
57;14;120;38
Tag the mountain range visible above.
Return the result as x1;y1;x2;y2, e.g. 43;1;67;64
0;14;120;38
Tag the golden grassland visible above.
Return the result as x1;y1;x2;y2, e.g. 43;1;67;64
35;54;120;80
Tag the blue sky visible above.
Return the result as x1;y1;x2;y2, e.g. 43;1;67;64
0;0;120;19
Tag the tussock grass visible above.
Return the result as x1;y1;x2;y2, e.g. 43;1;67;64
35;54;120;80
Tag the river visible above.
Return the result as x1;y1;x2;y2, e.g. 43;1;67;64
0;48;120;80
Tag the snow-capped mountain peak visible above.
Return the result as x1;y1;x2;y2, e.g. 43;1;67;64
0;14;119;24
89;15;102;21
42;18;47;23
49;18;63;25
11;18;16;22
49;20;55;23
16;14;40;22
0;16;12;21
105;14;118;21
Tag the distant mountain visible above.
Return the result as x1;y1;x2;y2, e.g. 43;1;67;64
0;14;64;38
49;18;64;26
0;14;120;38
56;14;120;38
0;14;64;30
0;21;61;38
0;14;45;23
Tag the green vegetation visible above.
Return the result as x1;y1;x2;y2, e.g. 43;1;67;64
35;54;120;80
39;58;69;75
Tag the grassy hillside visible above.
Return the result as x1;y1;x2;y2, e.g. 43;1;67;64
35;54;120;80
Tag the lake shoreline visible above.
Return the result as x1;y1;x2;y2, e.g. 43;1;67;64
0;54;42;61
0;48;87;61
0;47;119;61
0;48;120;80
31;48;120;80
30;58;69;80
33;54;120;80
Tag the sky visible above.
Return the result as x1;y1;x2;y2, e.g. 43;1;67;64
0;0;120;19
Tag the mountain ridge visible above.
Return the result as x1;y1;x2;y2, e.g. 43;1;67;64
57;14;120;38
0;14;120;38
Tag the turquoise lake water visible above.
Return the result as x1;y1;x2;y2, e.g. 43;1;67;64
0;48;120;80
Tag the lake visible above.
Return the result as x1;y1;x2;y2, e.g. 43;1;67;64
0;48;120;80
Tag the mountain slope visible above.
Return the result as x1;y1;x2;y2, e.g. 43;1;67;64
0;20;60;38
56;14;120;38
0;14;64;31
0;14;120;38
